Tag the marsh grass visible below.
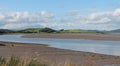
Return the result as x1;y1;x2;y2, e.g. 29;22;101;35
0;56;47;66
0;56;78;66
7;56;20;66
0;56;96;66
0;56;6;66
27;60;47;66
0;55;101;66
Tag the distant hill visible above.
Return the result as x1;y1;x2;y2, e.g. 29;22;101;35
18;28;98;33
109;29;120;33
17;28;42;33
0;29;14;34
0;28;105;34
58;29;104;33
18;27;56;33
58;29;89;33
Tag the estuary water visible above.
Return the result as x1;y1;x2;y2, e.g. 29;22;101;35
0;34;120;56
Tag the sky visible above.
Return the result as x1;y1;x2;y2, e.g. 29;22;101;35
0;0;120;30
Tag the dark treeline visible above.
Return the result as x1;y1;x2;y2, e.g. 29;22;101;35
0;29;15;34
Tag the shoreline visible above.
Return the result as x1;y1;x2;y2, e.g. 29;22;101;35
23;33;120;41
0;41;120;66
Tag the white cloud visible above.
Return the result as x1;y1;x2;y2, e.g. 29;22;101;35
40;11;54;18
0;11;54;22
0;14;5;20
0;23;28;29
113;9;120;16
59;8;120;30
0;8;120;30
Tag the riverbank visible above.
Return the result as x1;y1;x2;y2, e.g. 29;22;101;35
23;33;120;41
0;41;120;66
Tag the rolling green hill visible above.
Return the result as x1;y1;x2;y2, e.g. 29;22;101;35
58;29;92;33
0;28;104;34
17;28;56;33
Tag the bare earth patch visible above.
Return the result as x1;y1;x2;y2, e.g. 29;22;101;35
23;33;120;41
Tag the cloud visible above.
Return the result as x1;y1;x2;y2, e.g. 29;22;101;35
0;8;120;30
0;11;54;22
113;9;120;16
0;23;28;29
0;11;56;29
65;8;101;16
60;8;120;30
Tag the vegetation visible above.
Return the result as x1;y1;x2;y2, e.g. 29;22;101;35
0;44;6;46
0;56;93;66
0;29;14;34
40;28;56;33
58;29;93;33
0;56;78;66
0;55;107;66
0;27;105;34
17;28;42;33
17;27;56;33
0;56;47;66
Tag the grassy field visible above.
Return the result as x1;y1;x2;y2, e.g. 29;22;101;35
0;56;47;66
0;56;99;66
0;27;104;34
0;56;79;66
58;29;95;33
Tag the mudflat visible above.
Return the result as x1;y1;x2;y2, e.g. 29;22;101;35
23;33;120;41
0;41;120;66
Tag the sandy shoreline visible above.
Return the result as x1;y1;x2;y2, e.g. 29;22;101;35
23;33;120;41
0;41;120;66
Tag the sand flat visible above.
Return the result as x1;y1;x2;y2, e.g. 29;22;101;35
23;33;120;41
0;41;120;66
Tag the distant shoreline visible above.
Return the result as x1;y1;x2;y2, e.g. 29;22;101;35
23;33;120;41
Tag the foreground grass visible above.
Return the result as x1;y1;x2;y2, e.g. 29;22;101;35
0;56;78;66
1;55;119;66
0;56;47;66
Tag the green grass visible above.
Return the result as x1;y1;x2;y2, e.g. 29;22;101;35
18;28;42;33
0;55;109;66
0;56;78;66
0;56;5;66
7;56;20;66
0;56;47;66
58;29;95;33
1;27;104;34
27;60;47;66
0;55;95;66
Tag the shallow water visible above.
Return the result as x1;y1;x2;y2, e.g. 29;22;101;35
0;34;120;56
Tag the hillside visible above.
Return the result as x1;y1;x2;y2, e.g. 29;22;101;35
109;29;120;33
17;28;56;33
0;29;14;34
0;28;104;34
58;29;100;33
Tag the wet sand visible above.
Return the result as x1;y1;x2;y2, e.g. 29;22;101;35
0;41;120;66
23;33;120;41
